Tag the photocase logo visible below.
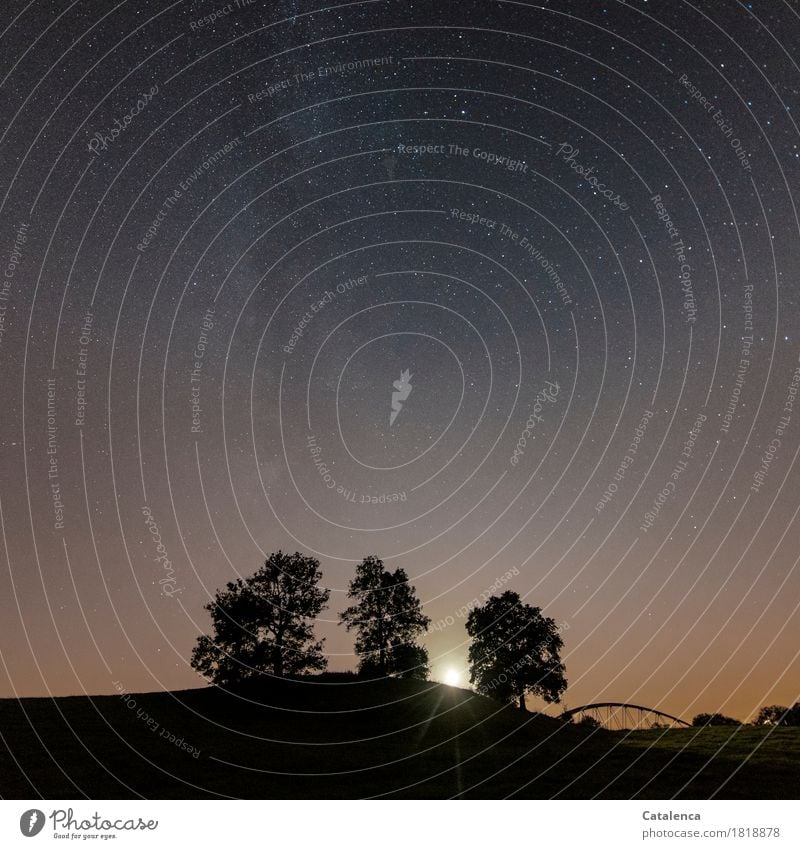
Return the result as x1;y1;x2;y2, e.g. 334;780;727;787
19;809;45;837
389;369;413;425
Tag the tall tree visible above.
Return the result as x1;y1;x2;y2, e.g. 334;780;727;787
466;591;566;711
340;556;430;679
191;551;329;686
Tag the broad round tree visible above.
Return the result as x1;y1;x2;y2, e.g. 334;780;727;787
466;590;566;710
191;551;330;686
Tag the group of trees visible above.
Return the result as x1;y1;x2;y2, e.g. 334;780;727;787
191;550;568;710
691;713;741;727
753;704;800;726
188;552;797;723
691;704;800;727
191;552;431;683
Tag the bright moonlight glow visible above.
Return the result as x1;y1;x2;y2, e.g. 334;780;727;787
444;668;461;686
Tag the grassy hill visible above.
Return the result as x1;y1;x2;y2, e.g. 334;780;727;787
1;677;797;799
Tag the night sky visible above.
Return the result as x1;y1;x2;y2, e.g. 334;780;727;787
1;0;799;724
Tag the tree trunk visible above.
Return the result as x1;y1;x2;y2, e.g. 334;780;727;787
377;603;385;674
519;692;527;712
274;618;286;677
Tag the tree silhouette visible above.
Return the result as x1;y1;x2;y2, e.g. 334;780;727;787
692;712;740;726
191;551;329;686
340;555;430;679
754;704;800;726
466;591;566;711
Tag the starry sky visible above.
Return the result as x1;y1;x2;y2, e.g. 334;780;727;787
1;0;799;723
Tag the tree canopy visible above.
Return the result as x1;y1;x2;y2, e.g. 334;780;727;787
692;712;740;726
754;704;800;726
466;590;567;710
339;555;430;679
191;551;330;686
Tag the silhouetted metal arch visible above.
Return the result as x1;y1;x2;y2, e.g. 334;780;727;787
561;702;691;727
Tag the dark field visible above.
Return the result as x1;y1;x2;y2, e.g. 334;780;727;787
1;679;797;799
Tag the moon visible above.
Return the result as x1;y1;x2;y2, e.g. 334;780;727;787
444;668;461;686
